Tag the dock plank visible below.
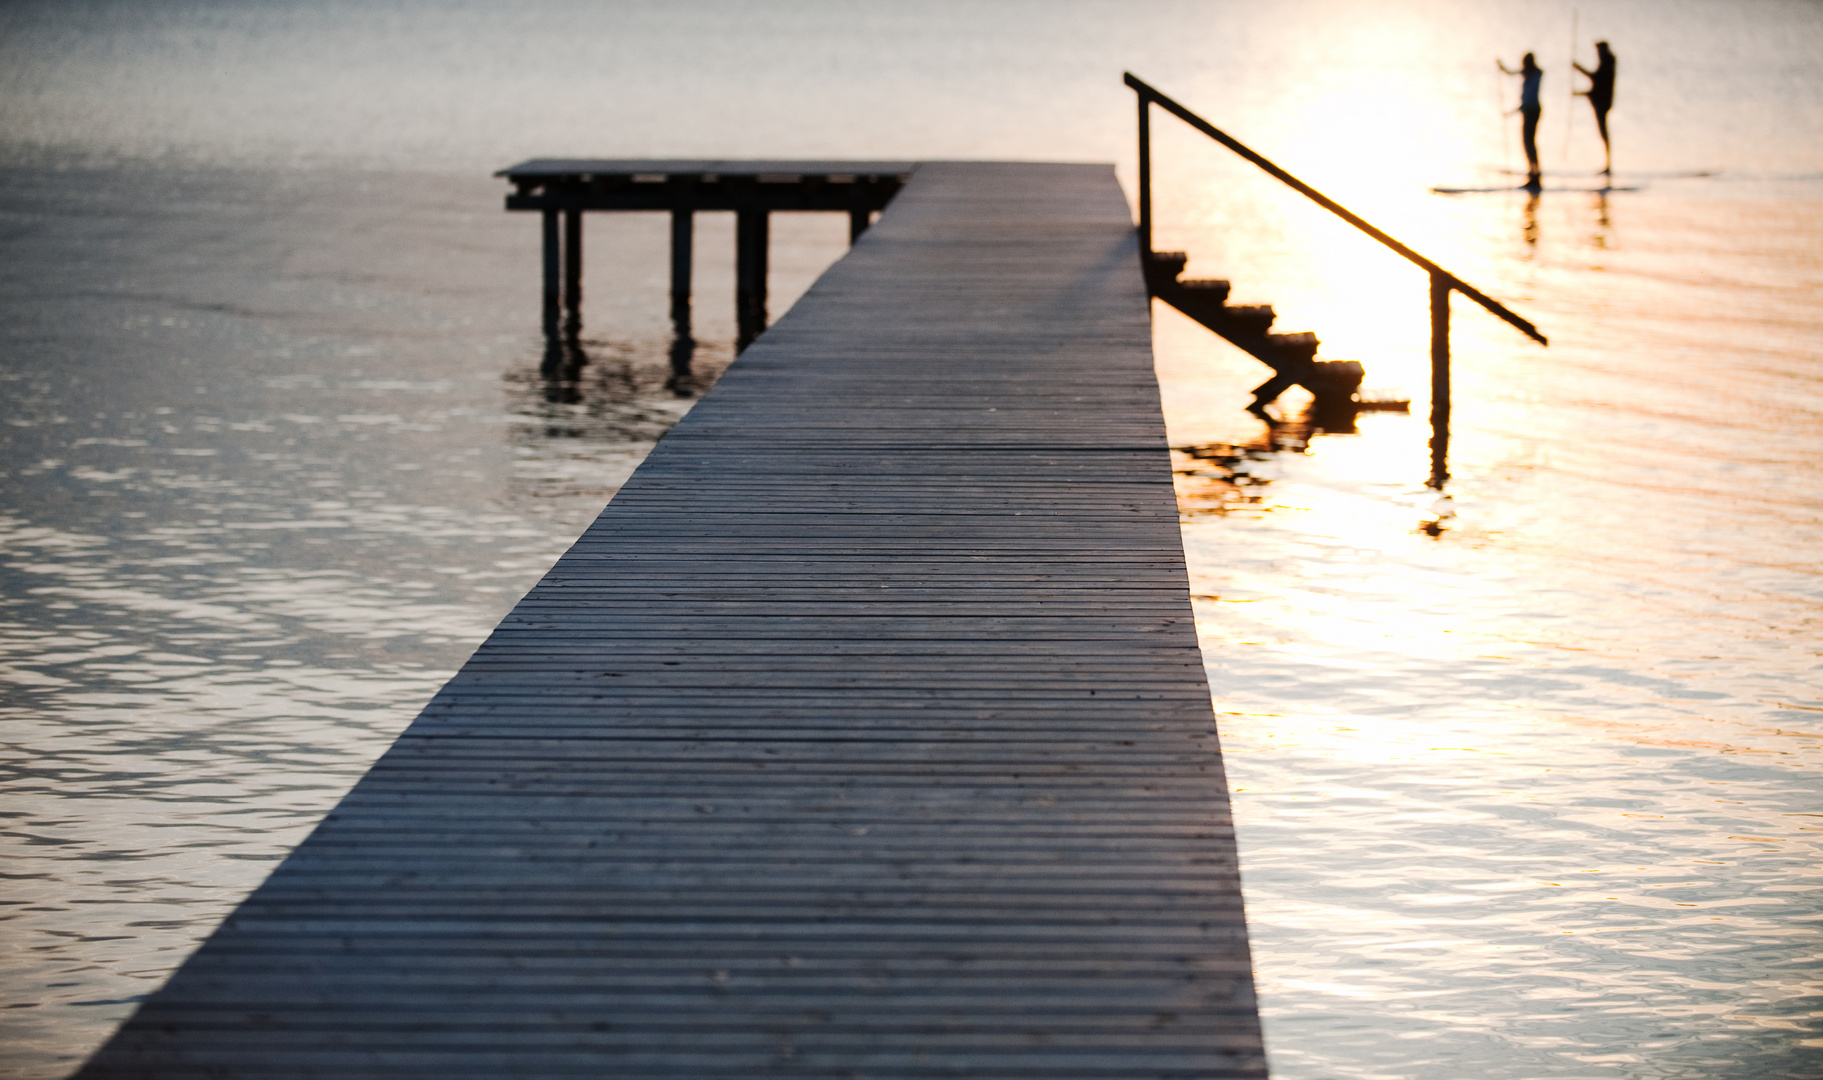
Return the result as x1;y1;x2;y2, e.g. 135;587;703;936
75;162;1266;1079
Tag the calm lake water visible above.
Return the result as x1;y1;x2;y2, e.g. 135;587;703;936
2;1;1819;1077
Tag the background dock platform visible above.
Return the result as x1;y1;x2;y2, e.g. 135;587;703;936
76;161;1266;1079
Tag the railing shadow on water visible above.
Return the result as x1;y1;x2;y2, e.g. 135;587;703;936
1126;72;1548;491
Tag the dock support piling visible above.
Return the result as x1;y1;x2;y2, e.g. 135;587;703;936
541;209;561;334
669;210;694;337
562;209;583;336
1429;271;1451;488
849;209;871;244
736;209;769;351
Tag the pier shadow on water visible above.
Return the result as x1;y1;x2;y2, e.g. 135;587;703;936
494;328;733;526
513;330;725;443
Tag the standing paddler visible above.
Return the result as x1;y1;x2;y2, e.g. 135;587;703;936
1498;52;1545;190
1575;41;1617;178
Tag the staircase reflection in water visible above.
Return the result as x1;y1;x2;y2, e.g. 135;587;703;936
1172;395;1440;530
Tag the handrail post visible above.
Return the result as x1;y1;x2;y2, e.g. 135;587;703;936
1137;92;1152;257
1429;271;1451;488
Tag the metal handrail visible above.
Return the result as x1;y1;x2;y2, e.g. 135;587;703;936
1125;72;1547;485
1126;73;1545;345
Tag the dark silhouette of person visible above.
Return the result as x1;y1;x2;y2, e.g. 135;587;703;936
1498;52;1544;190
1575;41;1617;177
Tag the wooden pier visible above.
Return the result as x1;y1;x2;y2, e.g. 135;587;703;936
75;161;1266;1079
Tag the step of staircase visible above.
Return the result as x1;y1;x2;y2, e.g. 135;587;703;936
1178;278;1232;304
1219;305;1276;334
1265;331;1319;360
1143;249;1359;407
1145;251;1189;284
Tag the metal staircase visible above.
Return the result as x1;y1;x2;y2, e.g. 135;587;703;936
1125;73;1547;483
1142;249;1361;415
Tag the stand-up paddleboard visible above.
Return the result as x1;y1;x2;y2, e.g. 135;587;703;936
1432;183;1643;194
1496;168;1717;179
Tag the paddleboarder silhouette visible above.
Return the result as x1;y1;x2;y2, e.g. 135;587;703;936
1497;52;1544;190
1574;41;1617;177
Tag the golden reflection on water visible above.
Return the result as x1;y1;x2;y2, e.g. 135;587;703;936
1153;170;1823;1074
1140;31;1823;1075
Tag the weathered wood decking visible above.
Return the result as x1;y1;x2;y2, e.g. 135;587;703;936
76;162;1266;1079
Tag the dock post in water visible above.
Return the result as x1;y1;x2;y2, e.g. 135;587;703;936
669;208;694;336
540;207;561;334
563;208;584;336
669;208;697;391
735;208;768;350
75;160;1265;1079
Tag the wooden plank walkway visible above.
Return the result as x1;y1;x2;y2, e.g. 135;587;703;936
75;162;1266;1079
